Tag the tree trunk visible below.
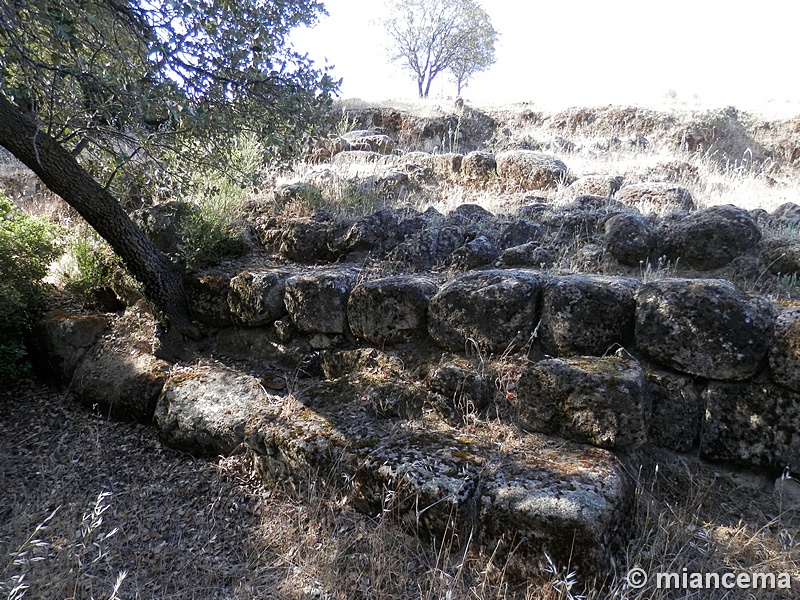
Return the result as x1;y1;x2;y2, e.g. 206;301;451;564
0;95;198;348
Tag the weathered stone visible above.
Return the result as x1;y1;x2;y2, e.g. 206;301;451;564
272;182;322;207
30;310;109;389
427;269;543;353
386;225;467;270
155;365;269;456
478;441;634;579
604;213;657;266
538;275;640;357
416;152;463;180
496;150;568;191
131;200;194;255
568;175;624;198
347;275;438;344
616;182;695;214
635;279;776;380
496;243;555;268
461;151;497;180
278;218;332;262
498;220;543;249
227;269;294;326
759;236;800;275
514;356;648;450
448;235;499;270
450;203;494;221
769;307;800;392
772;202;800;228
644;367;702;452
185;272;232;327
426;357;496;412
72;337;170;422
351;431;484;537
284;268;359;334
701;380;800;470
658;204;762;270
343;133;396;155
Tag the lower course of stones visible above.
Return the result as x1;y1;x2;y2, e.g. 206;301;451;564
32;198;800;581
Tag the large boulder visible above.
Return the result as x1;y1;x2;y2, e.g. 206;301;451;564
284;267;359;334
769;307;800;392
603;213;657;266
616;182;695;214
277;217;333;262
184;271;233;327
658;204;762;270
635;279;776;380
427;269;543;353
30;310;109;389
155;365;270;457
227;269;295;327
347;275;439;344
568;175;624;198
513;356;648;450
701;380;800;471
496;150;568;191
461;150;497;181
758;237;800;275
386;225;467;270
538;275;640;357
478;441;634;579
645;366;703;452
448;235;499;270
71;311;170;422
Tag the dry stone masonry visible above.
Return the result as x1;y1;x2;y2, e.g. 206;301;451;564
30;105;800;582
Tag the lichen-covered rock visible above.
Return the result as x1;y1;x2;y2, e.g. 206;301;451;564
496;150;568;191
332;208;401;256
416;152;463;180
772;202;800;228
461;150;497;180
347;275;438;344
386;225;467;270
155;365;269;456
496;243;555;268
131;200;194;255
351;431;485;537
277;217;333;262
645;366;702;452
513;357;648;450
701;380;800;470
448;235;499;270
272;181;322;207
426;357;497;413
603;213;657;266
538;275;640;357
72;338;170;422
450;203;494;221
30;310;109;389
616;182;695;214
635;279;776;380
228;269;294;326
498;220;543;249
658;204;762;270
284;267;359;334
478;440;634;578
185;272;233;327
342;131;396;154
568;175;624;198
427;269;543;353
769;307;800;392
758;236;800;275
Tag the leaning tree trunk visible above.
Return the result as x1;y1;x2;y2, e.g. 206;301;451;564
0;94;198;349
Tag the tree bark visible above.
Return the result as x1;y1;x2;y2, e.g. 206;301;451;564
0;95;198;346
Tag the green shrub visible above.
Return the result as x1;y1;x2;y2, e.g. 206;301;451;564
0;193;60;384
63;226;121;299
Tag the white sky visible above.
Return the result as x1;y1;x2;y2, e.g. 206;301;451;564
290;0;800;111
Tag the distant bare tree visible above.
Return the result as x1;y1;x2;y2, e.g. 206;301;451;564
381;0;497;98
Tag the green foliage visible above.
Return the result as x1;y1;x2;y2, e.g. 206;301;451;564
0;0;340;200
381;0;497;97
63;227;121;299
0;193;59;384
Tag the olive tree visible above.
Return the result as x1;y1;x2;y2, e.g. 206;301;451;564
381;0;497;98
0;0;338;353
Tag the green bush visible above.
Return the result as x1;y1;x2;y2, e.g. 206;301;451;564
0;193;60;384
63;227;121;299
